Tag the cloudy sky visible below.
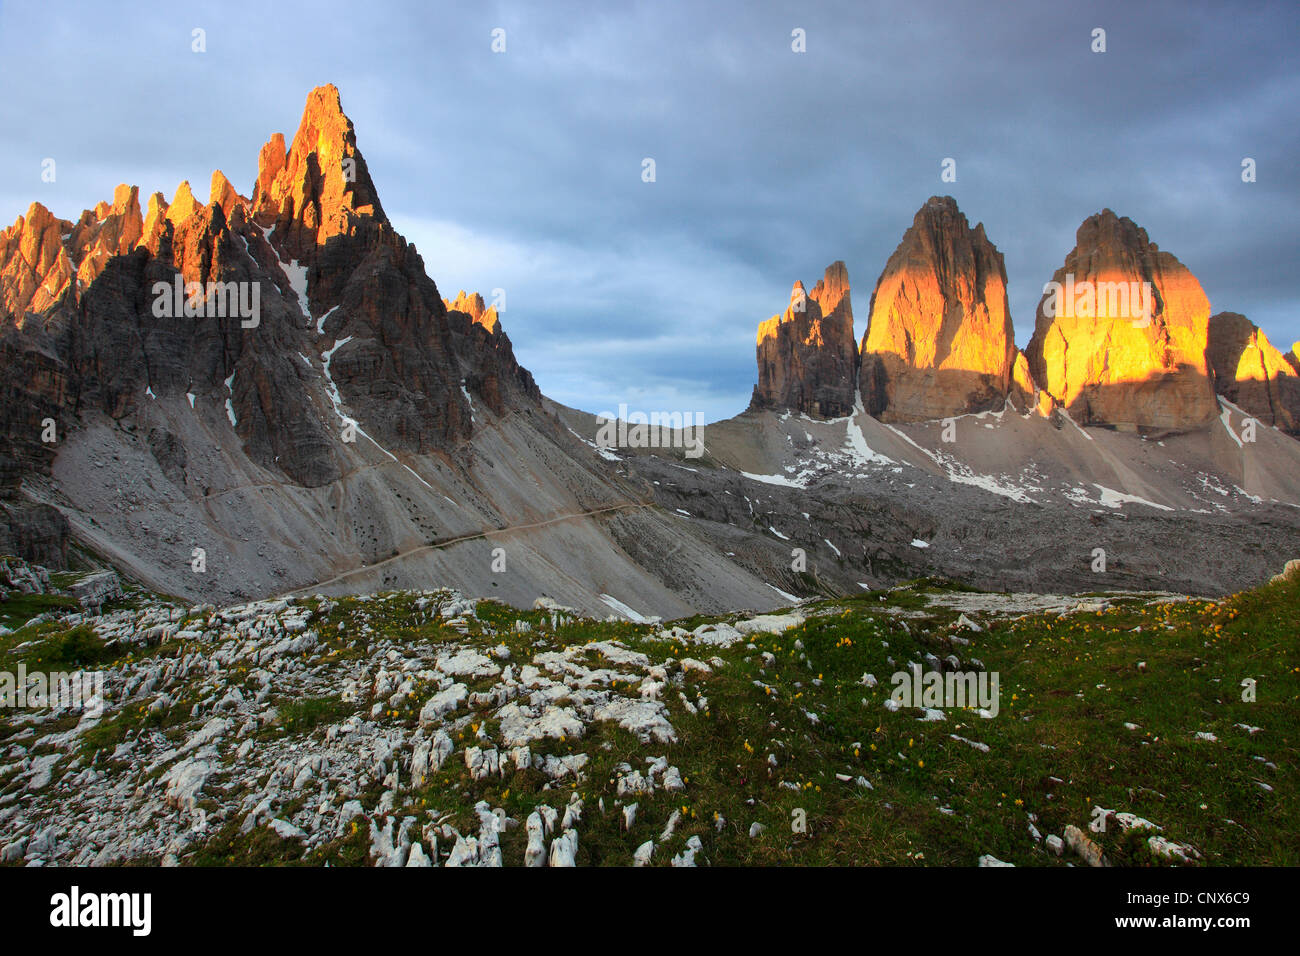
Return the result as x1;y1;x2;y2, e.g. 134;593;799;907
1;0;1295;422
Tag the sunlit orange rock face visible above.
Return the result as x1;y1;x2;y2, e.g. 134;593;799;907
859;196;1024;421
209;170;244;218
140;192;170;252
751;261;859;418
0;185;152;325
444;290;500;333
1;84;541;487
69;184;144;292
0;203;76;323
252;83;385;269
1025;209;1217;431
1207;312;1300;435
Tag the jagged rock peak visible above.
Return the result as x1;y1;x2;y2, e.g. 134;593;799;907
0;202;76;320
751;262;859;419
0;182;162;320
444;290;500;333
859;196;1025;421
1207;312;1300;435
1025;208;1217;432
252;83;386;254
140;191;169;251
166;181;200;224
0;84;550;493
69;184;144;291
809;260;851;323
209;170;246;218
255;132;287;202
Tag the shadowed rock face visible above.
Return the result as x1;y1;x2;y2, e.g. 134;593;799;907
1025;209;1217;432
0;186;146;328
751;261;859;419
0;84;539;490
0;499;68;567
859;196;1024;422
1207;312;1300;435
443;290;539;416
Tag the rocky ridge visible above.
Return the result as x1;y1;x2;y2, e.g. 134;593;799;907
751;199;1292;442
859;196;1029;421
0;84;540;495
1025;209;1218;432
751;261;859;419
1206;311;1300;436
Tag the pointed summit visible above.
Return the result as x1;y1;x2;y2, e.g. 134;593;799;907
859;197;1024;421
751;262;859;419
252;84;386;260
255;132;287;202
809;260;851;325
166;181;199;224
209;170;245;218
138;191;169;254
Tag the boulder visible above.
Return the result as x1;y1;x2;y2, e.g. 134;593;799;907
1269;559;1300;585
1063;823;1108;867
0;556;50;594
69;569;123;610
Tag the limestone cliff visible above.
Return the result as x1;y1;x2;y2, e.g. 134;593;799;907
1025;209;1217;431
751;261;859;419
859;197;1025;421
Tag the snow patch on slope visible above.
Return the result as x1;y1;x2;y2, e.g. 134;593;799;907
844;399;893;466
1095;485;1173;511
741;470;807;488
260;222;312;321
882;424;1036;503
601;594;652;623
319;336;436;492
223;372;237;427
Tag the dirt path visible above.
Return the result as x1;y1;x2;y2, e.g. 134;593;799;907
279;501;655;597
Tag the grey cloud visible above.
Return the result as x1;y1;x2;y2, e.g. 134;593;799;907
1;0;1295;424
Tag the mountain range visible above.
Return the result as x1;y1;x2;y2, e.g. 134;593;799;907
2;85;1298;616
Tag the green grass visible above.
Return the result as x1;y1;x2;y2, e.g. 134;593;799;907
268;695;356;733
283;574;1295;866
0;591;78;631
12;567;1293;867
